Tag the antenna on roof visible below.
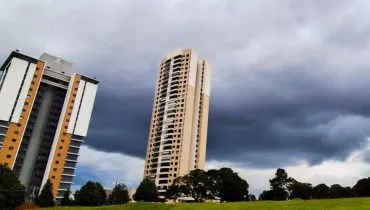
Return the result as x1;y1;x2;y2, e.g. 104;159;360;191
15;49;19;52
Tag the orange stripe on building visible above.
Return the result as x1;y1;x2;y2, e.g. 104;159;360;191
0;61;45;167
48;74;81;195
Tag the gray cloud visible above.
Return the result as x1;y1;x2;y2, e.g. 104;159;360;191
1;0;370;169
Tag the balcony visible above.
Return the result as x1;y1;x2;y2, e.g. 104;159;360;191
68;147;80;154
66;154;79;162
173;63;182;68
162;145;172;150
164;130;174;134
150;158;159;163
152;148;160;152
69;140;82;147
167;114;175;118
162;140;172;145
170;81;180;86
167;110;176;115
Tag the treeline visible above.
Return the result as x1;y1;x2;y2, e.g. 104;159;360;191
39;180;131;207
3;163;370;209
259;168;370;200
0;164;130;209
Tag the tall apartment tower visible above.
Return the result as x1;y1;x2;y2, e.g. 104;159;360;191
0;51;99;201
144;48;211;195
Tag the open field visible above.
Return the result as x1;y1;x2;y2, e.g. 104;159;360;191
50;198;370;210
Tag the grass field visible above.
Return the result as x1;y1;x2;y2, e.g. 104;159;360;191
50;198;370;210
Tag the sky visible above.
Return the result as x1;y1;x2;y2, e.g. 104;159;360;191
2;0;370;196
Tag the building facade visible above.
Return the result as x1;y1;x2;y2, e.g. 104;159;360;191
144;48;211;195
0;51;99;201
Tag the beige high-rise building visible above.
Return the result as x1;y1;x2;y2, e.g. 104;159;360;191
144;48;211;195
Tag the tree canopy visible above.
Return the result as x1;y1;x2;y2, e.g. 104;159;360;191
133;177;159;202
35;179;55;207
0;164;25;210
74;181;107;206
329;184;353;198
312;184;330;199
352;177;370;197
269;168;295;200
218;167;249;202
166;168;249;202
289;181;312;200
107;183;130;204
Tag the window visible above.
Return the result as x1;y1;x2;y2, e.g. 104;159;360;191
55;161;59;164
11;139;16;142
9;146;14;150
6;155;11;158
14;131;19;134
53;168;57;172
59;146;63;149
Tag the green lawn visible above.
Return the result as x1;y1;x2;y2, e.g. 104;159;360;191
51;198;370;210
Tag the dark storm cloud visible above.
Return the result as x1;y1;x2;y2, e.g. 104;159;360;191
2;0;370;169
86;84;153;157
83;62;370;168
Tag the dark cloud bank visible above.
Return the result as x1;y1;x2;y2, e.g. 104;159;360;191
86;63;370;169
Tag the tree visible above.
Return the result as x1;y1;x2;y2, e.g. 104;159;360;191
133;177;159;202
170;169;208;202
249;194;256;201
330;184;353;198
259;190;274;200
269;168;295;200
60;189;73;206
107;183;130;205
206;169;221;199
218;168;249;202
353;177;370;197
165;184;184;200
0;164;25;210
289;181;312;200
35;179;55;207
74;181;106;206
312;184;330;199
